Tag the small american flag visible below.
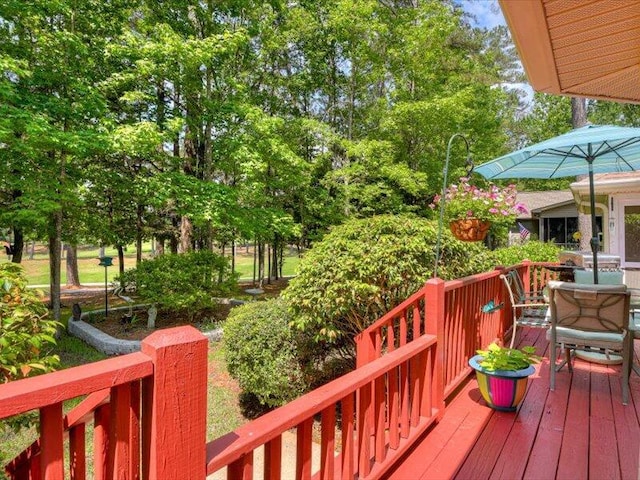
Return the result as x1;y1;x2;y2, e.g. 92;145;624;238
518;222;530;240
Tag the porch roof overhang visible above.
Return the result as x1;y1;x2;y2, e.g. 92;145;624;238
570;172;640;213
499;0;640;104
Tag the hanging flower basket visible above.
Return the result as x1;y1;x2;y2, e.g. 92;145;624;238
449;218;491;242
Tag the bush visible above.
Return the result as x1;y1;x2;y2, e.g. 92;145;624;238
491;240;561;266
223;298;306;408
283;214;496;347
117;251;238;317
0;263;60;445
0;263;60;383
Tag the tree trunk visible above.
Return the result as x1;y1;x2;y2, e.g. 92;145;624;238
267;244;272;284
65;243;80;287
179;216;193;253
156;237;165;256
231;240;236;274
48;213;62;321
117;245;125;279
572;97;591;251
11;226;24;264
136;203;144;265
257;241;265;288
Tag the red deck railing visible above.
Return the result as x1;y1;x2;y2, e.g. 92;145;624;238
2;262;557;480
355;261;556;398
1;326;208;480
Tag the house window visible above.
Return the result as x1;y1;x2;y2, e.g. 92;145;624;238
543;216;602;248
624;206;640;262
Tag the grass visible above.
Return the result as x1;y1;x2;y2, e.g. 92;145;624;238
1;243;301;285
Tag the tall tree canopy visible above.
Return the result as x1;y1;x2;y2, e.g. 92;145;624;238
1;0;548;306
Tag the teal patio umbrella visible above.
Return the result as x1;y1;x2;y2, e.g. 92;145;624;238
474;124;640;284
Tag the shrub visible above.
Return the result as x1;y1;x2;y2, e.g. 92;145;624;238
491;240;561;266
0;263;60;442
223;298;306;408
284;214;495;348
0;263;60;383
117;251;238;317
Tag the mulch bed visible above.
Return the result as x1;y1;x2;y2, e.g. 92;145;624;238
58;278;290;341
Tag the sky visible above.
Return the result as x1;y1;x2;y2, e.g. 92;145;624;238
459;0;506;29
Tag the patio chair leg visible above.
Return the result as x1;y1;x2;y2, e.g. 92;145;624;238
565;348;573;372
509;323;518;349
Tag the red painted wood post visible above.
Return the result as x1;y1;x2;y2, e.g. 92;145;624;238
320;406;335;480
69;424;86;480
40;402;64;480
355;331;375;368
265;436;282;480
424;278;445;418
141;326;208;480
94;404;110;480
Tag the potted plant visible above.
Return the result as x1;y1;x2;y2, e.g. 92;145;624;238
468;342;540;411
431;177;527;242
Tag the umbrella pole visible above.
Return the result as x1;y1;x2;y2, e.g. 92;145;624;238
587;157;599;284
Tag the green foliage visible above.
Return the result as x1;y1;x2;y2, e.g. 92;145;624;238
0;263;60;383
0;263;61;443
476;342;540;372
223;298;306;408
491;240;561;266
284;214;495;347
117;252;238;316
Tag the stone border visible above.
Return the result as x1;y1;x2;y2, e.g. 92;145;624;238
68;302;242;356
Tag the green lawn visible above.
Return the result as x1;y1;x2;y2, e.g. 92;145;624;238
1;244;301;285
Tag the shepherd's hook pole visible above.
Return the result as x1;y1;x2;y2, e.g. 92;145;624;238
434;133;471;278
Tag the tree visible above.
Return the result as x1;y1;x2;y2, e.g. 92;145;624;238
0;0;133;319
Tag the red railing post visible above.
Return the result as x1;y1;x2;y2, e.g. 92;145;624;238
141;326;208;480
355;331;375;368
424;278;445;418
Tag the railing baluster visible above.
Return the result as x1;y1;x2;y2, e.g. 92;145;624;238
94;403;110;480
40;402;64;480
388;363;400;449
412;303;421;340
374;374;386;463
264;435;282;480
340;393;355;480
357;382;372;476
228;453;253;480
69;423;86;480
320;406;335;480
296;418;313;480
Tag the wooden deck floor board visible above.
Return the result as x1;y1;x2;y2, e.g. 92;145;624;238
385;327;640;480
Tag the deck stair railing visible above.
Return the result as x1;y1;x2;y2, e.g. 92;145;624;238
1;326;208;480
3;261;557;480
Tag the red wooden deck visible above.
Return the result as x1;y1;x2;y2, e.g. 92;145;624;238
387;326;640;480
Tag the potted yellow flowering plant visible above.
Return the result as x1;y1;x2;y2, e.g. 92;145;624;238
469;342;540;411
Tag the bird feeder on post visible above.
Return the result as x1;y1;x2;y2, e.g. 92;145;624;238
98;256;113;320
